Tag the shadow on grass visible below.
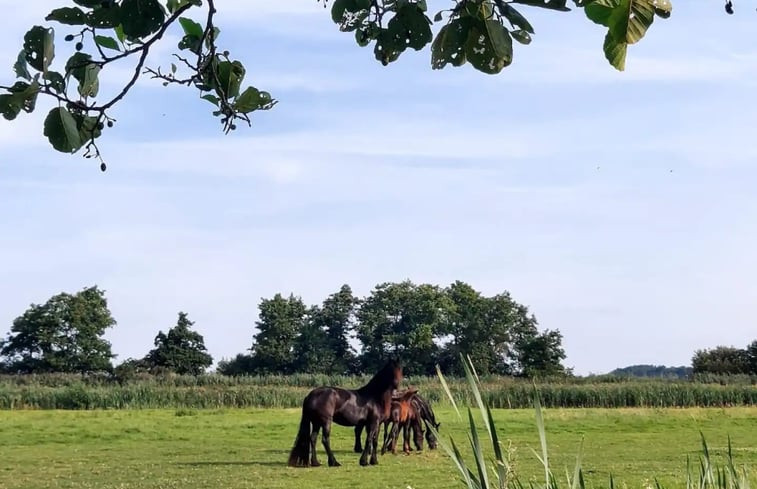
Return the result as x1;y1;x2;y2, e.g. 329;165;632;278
177;461;284;467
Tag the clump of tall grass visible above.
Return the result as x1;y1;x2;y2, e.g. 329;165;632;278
0;371;754;409
431;355;752;489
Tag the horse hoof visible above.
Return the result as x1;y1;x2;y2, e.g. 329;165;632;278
310;461;321;467
329;460;341;467
359;458;369;466
370;458;378;465
354;447;362;453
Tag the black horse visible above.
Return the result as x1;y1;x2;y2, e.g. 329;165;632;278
354;392;441;453
288;360;402;467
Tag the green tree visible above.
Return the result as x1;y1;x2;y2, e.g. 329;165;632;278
250;293;307;374
0;0;673;169
0;286;116;373
312;284;359;374
692;346;749;375
356;281;449;375
512;328;568;377
216;353;257;376
441;283;522;375
747;340;757;375
291;307;331;374
143;312;213;375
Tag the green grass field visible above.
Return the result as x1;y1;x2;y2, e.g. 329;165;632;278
0;408;755;489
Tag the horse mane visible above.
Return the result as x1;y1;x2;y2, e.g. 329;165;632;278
411;394;438;426
357;360;401;398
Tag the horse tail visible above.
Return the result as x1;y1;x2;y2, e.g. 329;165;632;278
288;407;311;467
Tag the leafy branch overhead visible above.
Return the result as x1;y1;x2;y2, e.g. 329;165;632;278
0;0;677;169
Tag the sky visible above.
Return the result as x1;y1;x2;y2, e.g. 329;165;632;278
1;1;756;376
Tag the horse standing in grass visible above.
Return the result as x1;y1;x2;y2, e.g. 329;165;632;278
288;360;402;467
381;389;423;455
354;391;441;454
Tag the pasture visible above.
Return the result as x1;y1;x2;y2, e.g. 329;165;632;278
0;407;755;489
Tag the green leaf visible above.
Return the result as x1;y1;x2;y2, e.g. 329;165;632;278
65;52;93;82
74;113;102;142
465;22;511;74
86;3;121;28
178;35;202;54
585;0;670;71
510;0;571;11
0;82;38;121
511;29;532;44
602;32;626;70
23;26;55;73
234;86;262;113
0;94;22;121
355;22;380;47
484;19;513;60
13;50;32;81
201;94;219;106
433;10;444;22
332;0;371;32
79;63;101;97
65;52;99;97
169;0;202;12
431;18;470;69
215;60;245;98
496;1;535;34
235;87;274;113
179;17;204;38
46;7;87;25
120;0;165;39
95;35;120;51
44;107;83;153
74;0;105;7
114;24;126;43
44;71;66;93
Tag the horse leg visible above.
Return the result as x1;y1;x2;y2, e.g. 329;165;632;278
354;425;363;453
412;418;424;451
321;419;340;467
402;423;411;454
370;422;380;465
360;420;377;466
390;421;400;454
309;423;321;467
381;420;391;455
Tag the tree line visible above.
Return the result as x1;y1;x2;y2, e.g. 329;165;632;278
0;281;567;377
217;281;567;377
1;283;754;378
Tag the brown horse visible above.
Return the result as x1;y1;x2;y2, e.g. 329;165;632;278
381;389;423;455
354;391;440;454
288;360;402;467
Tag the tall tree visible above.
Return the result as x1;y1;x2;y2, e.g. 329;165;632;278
747;340;757;375
143;312;213;375
0;286;115;373
312;284;359;374
512;329;568;377
0;1;673;169
250;293;307;374
692;346;749;375
356;281;449;375
440;282;512;375
291;307;330;374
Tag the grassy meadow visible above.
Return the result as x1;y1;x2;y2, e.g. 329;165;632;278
0;407;755;489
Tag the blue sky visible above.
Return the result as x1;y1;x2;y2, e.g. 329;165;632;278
1;1;755;375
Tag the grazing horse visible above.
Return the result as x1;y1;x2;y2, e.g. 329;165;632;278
382;390;423;454
354;391;441;453
410;394;440;449
288;360;402;467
